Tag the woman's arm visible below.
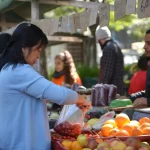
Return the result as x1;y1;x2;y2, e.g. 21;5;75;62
17;65;78;105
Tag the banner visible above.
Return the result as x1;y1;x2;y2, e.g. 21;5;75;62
115;0;127;21
79;9;90;32
137;0;150;19
99;2;110;27
126;0;136;15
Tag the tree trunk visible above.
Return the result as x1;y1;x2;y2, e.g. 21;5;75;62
31;0;48;78
40;49;48;78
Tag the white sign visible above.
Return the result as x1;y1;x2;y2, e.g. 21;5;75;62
74;13;81;30
99;3;110;27
137;0;150;19
58;16;68;32
115;0;126;21
89;6;99;26
69;15;76;34
39;19;51;35
126;0;136;15
79;9;90;32
49;18;59;35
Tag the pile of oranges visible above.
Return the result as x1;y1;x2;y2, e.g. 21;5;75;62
99;113;150;137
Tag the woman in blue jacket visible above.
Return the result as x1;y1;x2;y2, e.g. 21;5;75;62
0;23;89;150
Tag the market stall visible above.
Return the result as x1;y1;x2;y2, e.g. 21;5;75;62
50;83;150;150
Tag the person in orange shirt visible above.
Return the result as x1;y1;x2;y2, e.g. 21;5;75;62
51;51;82;111
128;55;148;95
52;50;82;87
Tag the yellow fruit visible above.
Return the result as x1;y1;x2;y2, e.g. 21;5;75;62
143;127;150;135
71;141;82;150
104;119;116;128
62;140;72;150
115;113;130;128
140;123;150;131
132;127;143;136
115;130;130;137
101;124;114;137
139;117;150;125
109;128;120;137
121;123;134;136
130;120;140;127
87;118;99;127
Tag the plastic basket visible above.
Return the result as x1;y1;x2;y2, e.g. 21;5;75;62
52;139;66;150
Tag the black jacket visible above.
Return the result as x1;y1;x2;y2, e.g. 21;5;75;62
99;39;124;95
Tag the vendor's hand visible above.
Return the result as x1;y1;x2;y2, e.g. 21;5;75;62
133;97;147;107
77;94;91;113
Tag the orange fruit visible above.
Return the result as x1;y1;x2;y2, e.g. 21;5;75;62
140;123;150;131
132;127;143;136
104;119;116;128
121;123;134;136
115;113;130;128
143;127;150;135
130;120;140;127
62;140;72;150
139;117;150;125
109;128;120;137
115;129;130;137
101;124;114;137
70;141;82;150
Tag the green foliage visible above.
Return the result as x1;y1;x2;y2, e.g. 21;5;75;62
109;12;137;31
44;6;85;18
48;68;54;80
76;65;99;79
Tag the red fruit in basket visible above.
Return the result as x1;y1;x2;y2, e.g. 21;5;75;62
125;137;141;149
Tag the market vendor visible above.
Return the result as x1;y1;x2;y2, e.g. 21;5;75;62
133;29;150;107
0;23;90;150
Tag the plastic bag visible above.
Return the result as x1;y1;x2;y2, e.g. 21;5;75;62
92;111;115;130
54;104;84;137
85;107;109;122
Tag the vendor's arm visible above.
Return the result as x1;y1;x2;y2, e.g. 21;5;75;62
133;97;147;107
100;45;115;83
17;65;79;105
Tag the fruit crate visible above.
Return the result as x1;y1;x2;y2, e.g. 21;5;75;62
101;135;150;143
52;140;66;150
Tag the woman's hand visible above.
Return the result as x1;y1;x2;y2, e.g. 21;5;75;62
77;94;91;113
133;97;147;107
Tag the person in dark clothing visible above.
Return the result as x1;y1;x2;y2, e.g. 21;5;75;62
133;29;150;107
0;33;11;54
96;26;124;95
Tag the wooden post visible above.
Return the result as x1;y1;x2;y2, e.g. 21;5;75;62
1;14;7;31
31;0;40;72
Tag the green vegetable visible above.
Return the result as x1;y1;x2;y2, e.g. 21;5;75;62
109;99;132;108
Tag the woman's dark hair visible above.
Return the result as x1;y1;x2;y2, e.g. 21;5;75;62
138;55;148;71
146;29;150;34
55;51;77;85
0;22;48;71
0;33;11;54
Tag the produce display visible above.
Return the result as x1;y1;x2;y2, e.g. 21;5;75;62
99;114;150;137
51;83;150;150
60;136;150;150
